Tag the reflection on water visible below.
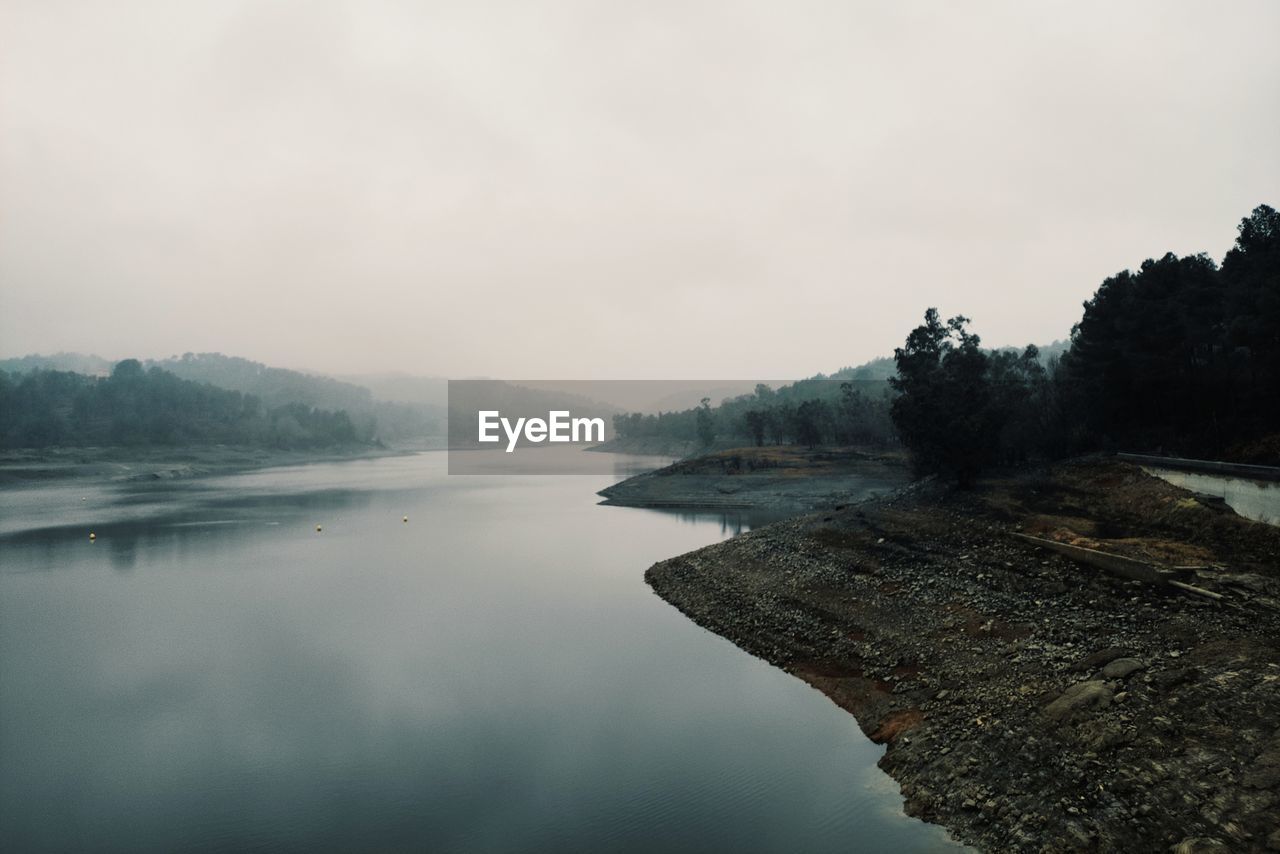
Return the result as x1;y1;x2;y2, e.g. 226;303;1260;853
1142;466;1280;527
636;506;797;538
0;451;962;853
447;444;679;476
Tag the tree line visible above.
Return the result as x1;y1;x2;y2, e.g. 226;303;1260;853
149;352;438;441
610;351;1052;452
612;204;1277;482
0;359;368;449
890;204;1279;482
612;379;897;449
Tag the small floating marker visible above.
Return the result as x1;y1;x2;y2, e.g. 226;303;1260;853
89;532;96;541
315;524;323;533
403;516;408;523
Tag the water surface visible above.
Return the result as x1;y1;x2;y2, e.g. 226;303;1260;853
0;452;960;852
1141;465;1280;527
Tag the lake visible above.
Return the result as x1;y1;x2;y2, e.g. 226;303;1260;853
1138;465;1280;527
0;451;961;852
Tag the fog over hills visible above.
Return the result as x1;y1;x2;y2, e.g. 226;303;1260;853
4;2;1275;379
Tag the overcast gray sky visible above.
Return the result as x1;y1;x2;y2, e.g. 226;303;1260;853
1;0;1277;379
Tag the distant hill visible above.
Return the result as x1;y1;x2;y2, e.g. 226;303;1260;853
342;373;448;408
830;356;897;381
989;339;1070;364
1036;339;1070;363
151;353;375;412
147;354;441;441
0;360;367;450
0;352;114;376
829;345;1066;382
606;345;1065;451
632;382;763;413
2;352;441;440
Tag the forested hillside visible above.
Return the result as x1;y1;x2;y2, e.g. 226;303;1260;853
613;205;1279;473
0;360;366;449
0;352;442;444
0;353;114;376
151;353;374;412
151;353;440;440
887;204;1280;482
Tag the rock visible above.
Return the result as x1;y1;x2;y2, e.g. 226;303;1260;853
1072;646;1137;673
1153;666;1199;691
643;457;1280;854
1076;719;1133;752
1044;681;1114;723
1101;657;1146;679
1243;739;1280;790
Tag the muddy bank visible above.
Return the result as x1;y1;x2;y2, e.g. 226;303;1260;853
645;458;1280;852
598;446;910;512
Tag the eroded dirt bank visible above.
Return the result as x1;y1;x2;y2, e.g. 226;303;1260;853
645;458;1280;853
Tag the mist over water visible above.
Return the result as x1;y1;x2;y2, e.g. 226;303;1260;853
0;452;961;853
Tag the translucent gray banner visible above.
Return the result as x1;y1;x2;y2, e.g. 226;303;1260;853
446;378;895;475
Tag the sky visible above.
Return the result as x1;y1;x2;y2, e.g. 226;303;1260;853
1;0;1278;380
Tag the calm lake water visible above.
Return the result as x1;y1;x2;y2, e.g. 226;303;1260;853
1140;465;1280;527
0;451;961;853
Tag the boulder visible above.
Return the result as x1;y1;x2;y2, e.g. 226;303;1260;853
1044;680;1114;723
1101;657;1146;679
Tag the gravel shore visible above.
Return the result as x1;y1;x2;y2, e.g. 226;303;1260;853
598;446;910;512
644;458;1280;853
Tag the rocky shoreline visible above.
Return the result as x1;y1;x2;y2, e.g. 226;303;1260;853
599;446;910;512
641;457;1280;852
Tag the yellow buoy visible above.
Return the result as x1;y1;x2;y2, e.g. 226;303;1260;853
315;524;323;532
89;532;96;540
